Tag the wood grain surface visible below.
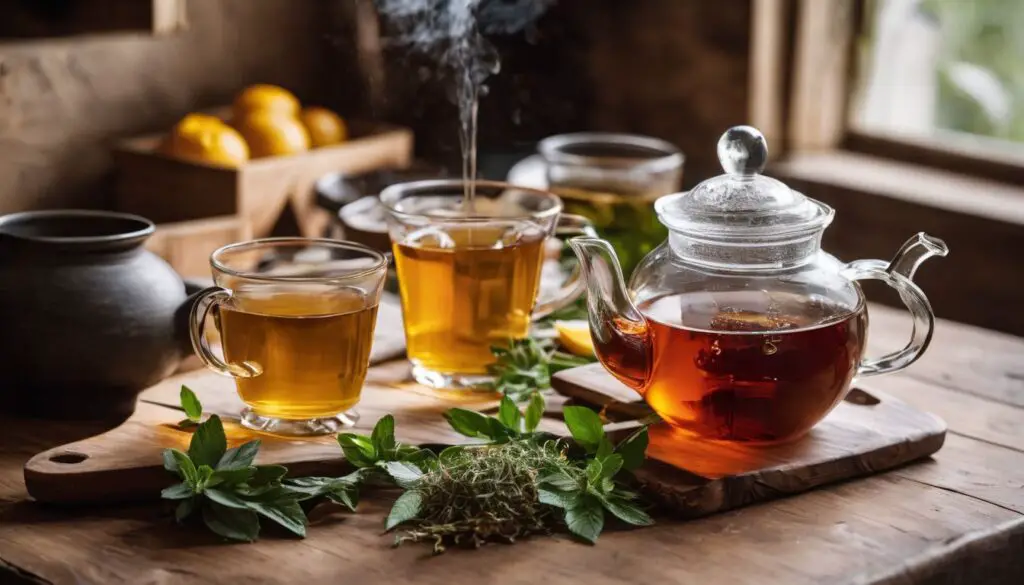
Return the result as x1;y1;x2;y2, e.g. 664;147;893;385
1;304;1023;585
554;364;947;518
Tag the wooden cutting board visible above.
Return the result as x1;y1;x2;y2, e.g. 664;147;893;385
552;363;947;519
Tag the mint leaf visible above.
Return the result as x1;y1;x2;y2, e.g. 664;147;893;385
337;434;376;467
443;408;497;439
326;487;358;511
168;449;198;485
563;406;605;453
538;487;579;509
250;465;288;486
602;497;653;527
202;501;259;542
498;396;523;432
161;482;194;500
206;488;250;509
585;458;604;486
371;415;397;456
597;454;623;481
180;385;203;422
524;392;545;433
175;499;196;523
386;490;423;530
615;427;649;471
188;415;227;468
246;499;307;538
217;440;261;470
564;496;605;544
595;437;614;458
383;461;423;489
209;467;255;488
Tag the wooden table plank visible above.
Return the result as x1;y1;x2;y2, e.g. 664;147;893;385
1;305;1023;584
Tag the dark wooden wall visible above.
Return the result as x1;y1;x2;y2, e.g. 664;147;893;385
365;0;753;187
0;0;339;213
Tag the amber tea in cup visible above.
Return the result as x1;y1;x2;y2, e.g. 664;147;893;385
380;180;594;390
189;238;387;436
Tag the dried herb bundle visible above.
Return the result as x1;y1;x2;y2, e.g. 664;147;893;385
391;440;577;553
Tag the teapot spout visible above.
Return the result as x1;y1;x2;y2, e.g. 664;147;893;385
566;237;651;392
887;232;949;281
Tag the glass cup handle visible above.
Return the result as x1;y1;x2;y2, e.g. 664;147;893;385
843;259;936;378
532;213;599;320
188;287;261;378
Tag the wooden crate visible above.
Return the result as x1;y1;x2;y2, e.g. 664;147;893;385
113;114;413;238
144;215;252;280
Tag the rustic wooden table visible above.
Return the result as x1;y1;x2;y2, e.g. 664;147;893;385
1;304;1022;585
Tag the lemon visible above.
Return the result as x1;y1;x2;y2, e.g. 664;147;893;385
554;320;595;357
232;111;310;158
300;106;348;147
159;113;249;168
232;84;301;119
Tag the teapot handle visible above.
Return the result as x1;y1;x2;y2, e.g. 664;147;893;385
188;287;262;379
842;260;936;377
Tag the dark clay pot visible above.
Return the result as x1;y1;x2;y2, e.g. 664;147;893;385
0;210;200;420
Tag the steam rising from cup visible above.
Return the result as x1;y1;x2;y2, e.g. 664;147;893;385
373;0;557;202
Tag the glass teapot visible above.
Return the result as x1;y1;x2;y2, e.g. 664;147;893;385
568;125;948;444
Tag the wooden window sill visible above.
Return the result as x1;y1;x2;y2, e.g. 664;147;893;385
769;150;1024;337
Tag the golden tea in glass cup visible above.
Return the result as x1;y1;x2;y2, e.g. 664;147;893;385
379;179;595;390
189;238;387;436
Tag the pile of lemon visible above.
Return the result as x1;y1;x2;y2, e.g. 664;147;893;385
159;84;348;168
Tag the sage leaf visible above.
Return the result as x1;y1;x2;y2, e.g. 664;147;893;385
564;496;605;544
538;487;580;510
385;490;423;530
161;482;194;500
174;498;196;523
524;392;545;433
615;426;649;471
217;440;261;470
202;501;260;542
246;499;307;538
563;406;605;453
537;468;579;492
498;395;523;432
383;461;423;489
337;434;376;467
180;385;203;422
188;414;227;469
162;448;182;474
205;488;250;510
602;497;654;527
250;465;288;486
371;415;396;455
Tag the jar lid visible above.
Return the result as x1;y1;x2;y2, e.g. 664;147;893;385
654;126;833;239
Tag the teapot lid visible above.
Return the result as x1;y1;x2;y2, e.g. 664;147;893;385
654;126;833;239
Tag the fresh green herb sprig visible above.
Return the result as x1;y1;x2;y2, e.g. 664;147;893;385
162;386;358;542
380;395;652;552
487;338;594;402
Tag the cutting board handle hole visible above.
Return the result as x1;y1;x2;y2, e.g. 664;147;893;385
49;452;88;464
845;388;880;406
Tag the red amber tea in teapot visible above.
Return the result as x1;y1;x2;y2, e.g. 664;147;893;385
598;290;868;443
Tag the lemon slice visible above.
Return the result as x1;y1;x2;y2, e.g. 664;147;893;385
554;320;595;357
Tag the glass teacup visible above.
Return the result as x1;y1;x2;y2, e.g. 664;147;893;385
189;238;388;436
379;179;594;390
538;132;684;278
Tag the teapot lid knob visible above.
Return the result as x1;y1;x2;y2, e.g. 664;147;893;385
717;125;768;177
